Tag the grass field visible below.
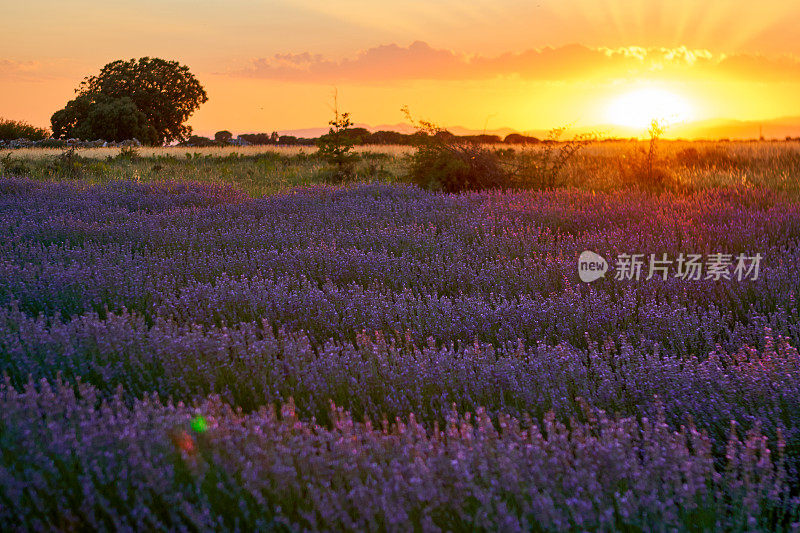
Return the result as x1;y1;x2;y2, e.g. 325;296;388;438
2;143;800;530
3;140;800;196
1;145;407;196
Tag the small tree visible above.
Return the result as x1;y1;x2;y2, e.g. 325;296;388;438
316;94;360;181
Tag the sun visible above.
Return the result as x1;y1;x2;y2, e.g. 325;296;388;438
606;88;693;130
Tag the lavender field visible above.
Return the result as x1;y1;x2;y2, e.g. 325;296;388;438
2;176;800;530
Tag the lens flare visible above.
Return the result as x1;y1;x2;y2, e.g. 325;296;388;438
191;415;208;433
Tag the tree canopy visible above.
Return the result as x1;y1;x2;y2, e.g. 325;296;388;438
51;57;207;144
51;95;159;144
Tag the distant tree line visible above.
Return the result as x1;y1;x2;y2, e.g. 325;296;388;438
0;118;49;141
180;128;550;147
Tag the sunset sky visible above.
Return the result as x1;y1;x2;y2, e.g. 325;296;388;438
2;0;800;138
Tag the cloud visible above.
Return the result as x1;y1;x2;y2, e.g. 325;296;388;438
235;42;800;84
0;59;44;80
241;41;467;82
0;59;81;81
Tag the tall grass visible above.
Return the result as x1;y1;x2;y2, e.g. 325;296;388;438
4;141;800;196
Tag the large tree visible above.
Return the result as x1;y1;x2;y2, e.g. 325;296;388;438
51;57;207;144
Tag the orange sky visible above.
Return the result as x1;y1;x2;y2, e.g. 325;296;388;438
2;0;800;138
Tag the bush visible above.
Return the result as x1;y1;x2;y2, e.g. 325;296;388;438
47;147;86;179
403;108;595;192
402;107;507;192
0;153;34;176
214;130;233;143
508;128;596;189
408;138;508;192
0;118;48;141
116;146;140;161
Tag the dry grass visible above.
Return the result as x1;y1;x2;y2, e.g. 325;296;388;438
5;140;797;161
1;144;415;160
2;140;800;197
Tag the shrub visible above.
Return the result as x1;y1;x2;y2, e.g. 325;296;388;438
0;118;48;141
280;135;315;146
408;137;508;192
404;108;596;192
116;145;140;161
0;153;34;176
508;127;596;189
339;127;371;145
403;107;507;192
47;147;85;179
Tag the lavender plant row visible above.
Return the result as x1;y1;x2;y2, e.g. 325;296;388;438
0;378;795;531
2;177;800;529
